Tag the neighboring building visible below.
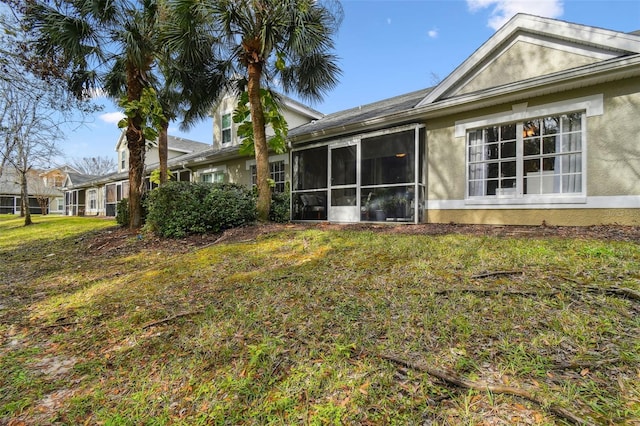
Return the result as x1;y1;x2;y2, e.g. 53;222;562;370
62;92;323;217
63;14;640;226
0;167;63;215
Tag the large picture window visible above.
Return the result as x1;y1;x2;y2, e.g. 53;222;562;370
468;112;584;199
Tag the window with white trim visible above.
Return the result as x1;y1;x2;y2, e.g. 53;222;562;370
221;113;232;145
88;189;97;210
251;160;286;193
468;112;584;199
201;171;225;183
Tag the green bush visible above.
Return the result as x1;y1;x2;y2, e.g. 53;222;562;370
145;181;257;238
116;198;129;227
269;190;290;223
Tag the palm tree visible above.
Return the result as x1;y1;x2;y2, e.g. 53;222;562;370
25;0;159;228
187;0;342;221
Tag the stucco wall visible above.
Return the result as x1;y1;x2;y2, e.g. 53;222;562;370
456;39;601;96
585;80;640;196
427;208;640;226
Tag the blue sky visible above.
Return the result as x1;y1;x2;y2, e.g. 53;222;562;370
59;0;640;164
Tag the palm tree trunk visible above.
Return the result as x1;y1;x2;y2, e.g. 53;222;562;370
125;66;147;229
247;62;271;221
159;119;169;185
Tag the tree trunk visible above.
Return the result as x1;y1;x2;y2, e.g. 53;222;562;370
159;119;169;185
19;170;32;226
125;66;147;230
247;62;271;221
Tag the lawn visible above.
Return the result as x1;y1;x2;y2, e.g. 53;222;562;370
0;216;638;425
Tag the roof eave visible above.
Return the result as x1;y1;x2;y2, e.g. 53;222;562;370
289;55;640;145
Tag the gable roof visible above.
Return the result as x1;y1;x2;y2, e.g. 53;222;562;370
417;13;640;106
115;132;211;153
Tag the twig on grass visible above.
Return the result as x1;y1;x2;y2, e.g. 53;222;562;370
434;288;552;297
377;352;596;426
141;310;203;329
471;270;523;279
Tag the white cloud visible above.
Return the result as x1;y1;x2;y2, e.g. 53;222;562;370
99;111;125;124
428;28;439;39
467;0;564;30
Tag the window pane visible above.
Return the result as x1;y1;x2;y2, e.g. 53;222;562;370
524;159;540;173
542;157;557;172
543;136;558;154
523;120;540;137
361;130;414;185
543;116;560;134
501;161;516;177
487;163;499;178
562;175;582;193
501;124;516;140
293;146;327;190
562;113;582;132
561;134;581;152
501;141;516;158
292;191;327;220
331;188;356;206
561;154;582;173
486;126;499;143
486;143;499;160
222;114;231;128
331;146;356;186
361;186;413;222
524;139;540;156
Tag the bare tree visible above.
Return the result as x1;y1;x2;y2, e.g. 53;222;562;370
1;4;87;225
71;156;117;176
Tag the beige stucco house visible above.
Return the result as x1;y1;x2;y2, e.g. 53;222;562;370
287;14;640;225
64;14;639;226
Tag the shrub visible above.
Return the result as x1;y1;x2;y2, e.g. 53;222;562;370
116;198;129;227
269;189;290;223
145;181;257;238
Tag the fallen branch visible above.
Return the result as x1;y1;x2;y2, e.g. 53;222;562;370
553;275;640;302
141;310;203;329
377;352;596;426
434;288;551;297
555;357;620;370
471;271;523;279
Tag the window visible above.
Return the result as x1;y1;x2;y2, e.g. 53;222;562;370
88;190;97;210
120;151;126;170
251;160;286;193
201;171;225;183
221;113;232;145
468;112;584;199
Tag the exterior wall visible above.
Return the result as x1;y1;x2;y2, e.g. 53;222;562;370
456;40;601;96
424;79;640;226
213;96;238;149
427;208;640;226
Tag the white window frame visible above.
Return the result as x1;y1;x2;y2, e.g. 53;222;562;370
246;154;289;193
456;95;602;205
88;189;98;210
200;166;226;183
221;112;232;146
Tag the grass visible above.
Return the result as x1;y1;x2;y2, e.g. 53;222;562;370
0;215;638;425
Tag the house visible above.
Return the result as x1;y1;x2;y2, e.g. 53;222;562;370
62;93;324;217
0;167;64;215
63;135;212;216
63;14;639;226
287;14;640;225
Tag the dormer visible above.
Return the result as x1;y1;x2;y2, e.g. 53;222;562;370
212;92;324;150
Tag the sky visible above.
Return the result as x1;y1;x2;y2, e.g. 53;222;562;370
58;0;640;164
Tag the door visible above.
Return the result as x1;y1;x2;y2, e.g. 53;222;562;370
329;144;359;222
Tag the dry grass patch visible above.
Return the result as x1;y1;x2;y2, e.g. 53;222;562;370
1;218;638;425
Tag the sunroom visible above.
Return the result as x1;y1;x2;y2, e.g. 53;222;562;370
291;124;425;223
